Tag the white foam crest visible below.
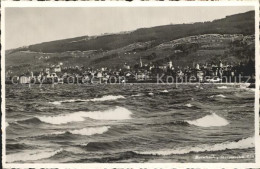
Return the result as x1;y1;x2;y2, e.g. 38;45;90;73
50;126;110;136
50;101;62;105
49;99;81;105
161;90;169;93
38;106;132;125
79;143;89;146
131;93;143;97
64;99;87;102
239;83;250;88
90;95;125;101
209;94;226;98
78;106;132;120
187;113;229;127
6;122;9;128
217;86;228;89
38;113;86;125
6;149;63;163
70;126;110;136
216;94;226;98
136;137;254;155
51;131;66;135
49;95;125;105
185;103;193;107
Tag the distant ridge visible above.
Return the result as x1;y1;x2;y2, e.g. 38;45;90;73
6;11;255;73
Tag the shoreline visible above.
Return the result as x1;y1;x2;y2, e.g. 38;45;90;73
5;82;254;86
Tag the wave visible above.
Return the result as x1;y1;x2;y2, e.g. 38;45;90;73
239;83;251;88
50;101;63;105
16;117;43;124
52;126;110;136
135;137;254;156
160;90;169;93
243;88;255;92
165;121;190;126
49;95;125;105
38;106;132;125
217;86;228;89
6;143;34;151
50;98;88;105
187;113;229;127
82;141;125;151
38;113;85;124
216;94;226;98
185;103;193;107
209;94;226;98
70;126;110;136
90;95;125;101
6;149;63;163
131;93;143;97
6;122;9;127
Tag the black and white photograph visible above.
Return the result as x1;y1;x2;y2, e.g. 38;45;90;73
1;1;259;166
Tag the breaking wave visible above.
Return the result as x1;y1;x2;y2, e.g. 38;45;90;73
209;94;226;98
49;95;125;105
16;117;42;124
217;86;228;89
148;92;154;96
187;113;229;127
216;94;226;98
160;90;169;93
38;106;132;125
136;137;254;155
6;149;63;163
131;93;143;97
90;95;125;101
52;126;110;136
185;103;193;107
70;126;110;136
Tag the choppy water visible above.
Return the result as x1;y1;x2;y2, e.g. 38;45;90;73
5;84;255;163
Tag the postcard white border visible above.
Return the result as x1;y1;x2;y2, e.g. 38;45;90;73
1;0;259;168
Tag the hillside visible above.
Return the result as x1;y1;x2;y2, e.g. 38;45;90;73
6;11;255;75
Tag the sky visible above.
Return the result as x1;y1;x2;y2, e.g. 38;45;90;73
5;6;254;50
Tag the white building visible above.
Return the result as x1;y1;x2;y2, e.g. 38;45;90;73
168;60;173;69
195;63;200;70
54;65;61;73
97;72;103;78
19;76;30;84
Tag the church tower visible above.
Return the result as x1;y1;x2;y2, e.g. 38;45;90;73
168;60;172;69
140;57;143;68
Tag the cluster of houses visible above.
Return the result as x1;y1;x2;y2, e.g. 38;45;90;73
6;56;255;84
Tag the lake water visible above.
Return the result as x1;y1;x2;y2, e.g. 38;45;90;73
5;83;255;163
